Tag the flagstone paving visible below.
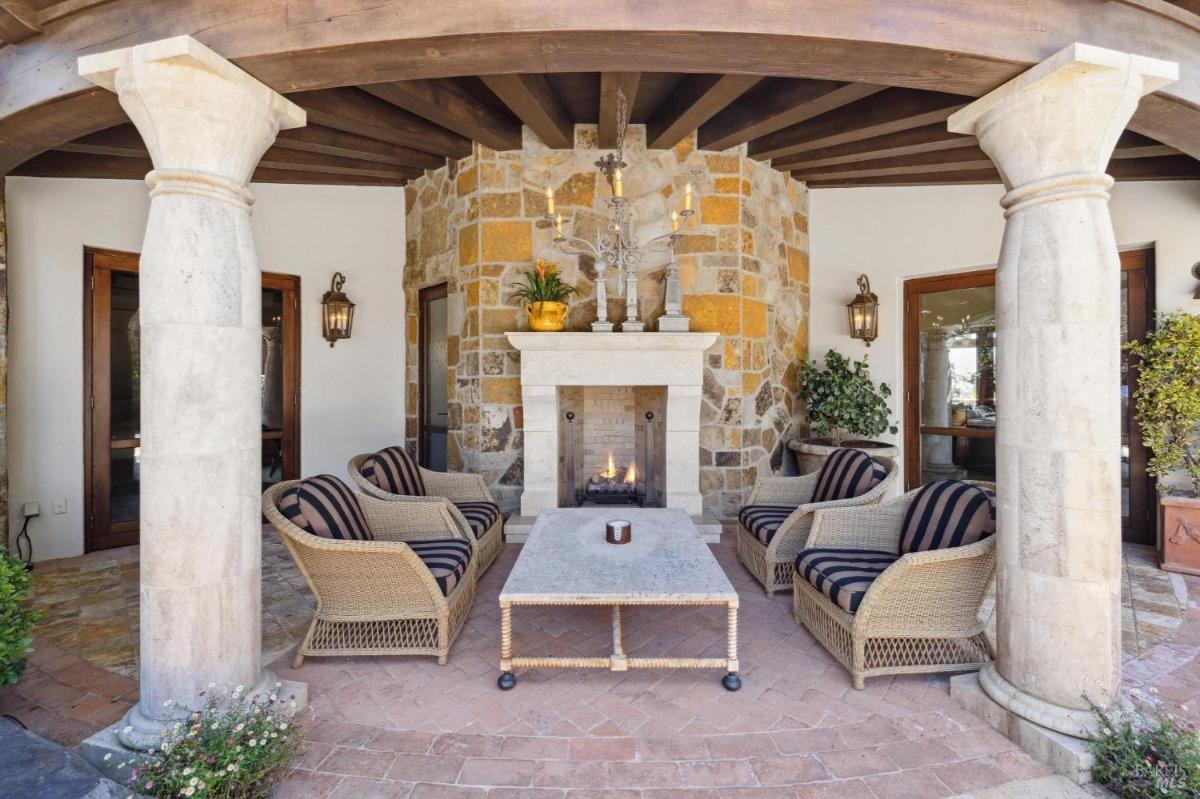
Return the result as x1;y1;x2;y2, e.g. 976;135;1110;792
2;526;1197;797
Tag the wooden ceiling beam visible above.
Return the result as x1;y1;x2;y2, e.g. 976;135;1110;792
0;1;40;43
598;72;641;149
360;79;521;151
771;124;974;171
750;88;969;161
699;79;883;152
647;74;762;150
480;74;573;149
806;168;1001;188
290;88;471;157
274;125;443;169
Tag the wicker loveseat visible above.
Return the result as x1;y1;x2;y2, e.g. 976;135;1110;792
349;446;505;575
263;475;478;667
792;479;997;689
736;449;899;596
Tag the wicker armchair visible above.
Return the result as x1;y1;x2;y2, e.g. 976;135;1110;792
263;481;478;667
736;457;899;596
792;481;997;689
348;453;505;575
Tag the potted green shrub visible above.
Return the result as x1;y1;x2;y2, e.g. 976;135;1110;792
1124;311;1200;575
789;349;899;474
0;550;40;687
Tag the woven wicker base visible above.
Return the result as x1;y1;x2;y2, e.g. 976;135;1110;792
793;573;990;689
735;524;794;596
475;518;504;575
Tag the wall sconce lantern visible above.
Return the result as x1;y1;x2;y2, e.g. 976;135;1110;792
321;271;355;347
846;273;879;346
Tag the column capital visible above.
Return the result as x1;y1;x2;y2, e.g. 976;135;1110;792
948;43;1176;196
79;36;305;195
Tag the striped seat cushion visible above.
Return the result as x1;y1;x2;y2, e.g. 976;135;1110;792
454;501;501;539
361;445;426;497
409;538;472;596
812;448;887;504
795;548;899;614
900;480;997;554
279;475;373;541
738;504;796;545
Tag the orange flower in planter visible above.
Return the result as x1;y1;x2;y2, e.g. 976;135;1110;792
510;259;577;332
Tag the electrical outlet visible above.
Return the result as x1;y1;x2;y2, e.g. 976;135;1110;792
52;499;67;515
22;501;40;518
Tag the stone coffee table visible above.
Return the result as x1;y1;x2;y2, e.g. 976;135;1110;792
497;507;741;690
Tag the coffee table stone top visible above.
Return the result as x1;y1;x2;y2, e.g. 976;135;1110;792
500;508;737;604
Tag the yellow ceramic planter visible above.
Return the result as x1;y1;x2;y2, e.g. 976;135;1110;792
526;301;568;332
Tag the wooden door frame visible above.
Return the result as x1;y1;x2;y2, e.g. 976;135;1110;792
418;282;449;467
902;268;997;491
1120;245;1156;544
83;246;302;552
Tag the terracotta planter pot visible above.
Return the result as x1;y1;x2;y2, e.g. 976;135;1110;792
1160;494;1200;576
525;300;568;331
787;438;899;476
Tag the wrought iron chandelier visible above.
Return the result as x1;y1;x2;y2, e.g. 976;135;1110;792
542;89;693;332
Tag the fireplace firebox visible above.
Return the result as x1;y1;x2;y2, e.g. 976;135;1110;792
558;386;666;508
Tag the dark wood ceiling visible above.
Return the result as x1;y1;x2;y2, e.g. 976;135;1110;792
8;70;1200;188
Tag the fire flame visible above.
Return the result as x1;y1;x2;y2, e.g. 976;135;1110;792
599;452;638;485
603;452;616;479
623;460;637;485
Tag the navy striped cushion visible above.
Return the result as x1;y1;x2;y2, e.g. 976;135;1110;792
454;501;501;539
812;448;887;504
409;538;472;596
362;445;426;497
738;505;796;545
900;480;996;554
795;548;899;614
279;475;373;541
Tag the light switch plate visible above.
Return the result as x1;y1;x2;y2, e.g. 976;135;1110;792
52;499;67;515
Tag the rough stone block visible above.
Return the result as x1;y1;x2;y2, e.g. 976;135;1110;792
481;191;522;217
742;298;767;338
482;307;519;335
701;195;740;225
456;165;478;196
683;295;741;335
675;234;717;254
706;154;739;174
481;221;533;262
458;223;479;266
482;377;522;405
787;246;809;283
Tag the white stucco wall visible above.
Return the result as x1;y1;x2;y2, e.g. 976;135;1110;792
5;177;407;561
809;180;1200;476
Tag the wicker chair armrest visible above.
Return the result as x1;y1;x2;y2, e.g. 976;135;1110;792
287;535;450;616
749;472;819;505
354;492;475;547
805;495;914;552
420;468;494;503
764;510;817;562
855;537;997;635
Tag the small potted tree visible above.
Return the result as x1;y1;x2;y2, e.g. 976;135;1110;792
789;349;899;474
1125;311;1200;575
0;550;40;688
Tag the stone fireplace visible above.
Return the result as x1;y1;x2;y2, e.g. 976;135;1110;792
506;331;720;541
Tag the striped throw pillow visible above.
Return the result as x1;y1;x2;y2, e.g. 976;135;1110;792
811;448;887;504
279;475;373;541
899;480;996;554
362;445;426;497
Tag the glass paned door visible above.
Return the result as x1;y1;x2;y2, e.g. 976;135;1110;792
1120;248;1155;544
420;283;449;471
84;248;301;552
904;270;997;489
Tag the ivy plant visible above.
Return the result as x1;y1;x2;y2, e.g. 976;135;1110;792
0;550;40;687
1124;311;1200;496
797;349;898;445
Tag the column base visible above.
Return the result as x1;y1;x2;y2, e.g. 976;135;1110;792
81;673;307;780
951;672;1095;785
977;663;1100;738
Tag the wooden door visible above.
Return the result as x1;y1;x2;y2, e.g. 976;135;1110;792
419;283;449;470
903;269;998;491
83;247;302;552
1121;247;1156;545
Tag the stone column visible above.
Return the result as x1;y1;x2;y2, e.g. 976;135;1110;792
920;326;960;480
948;43;1176;740
78;36;305;750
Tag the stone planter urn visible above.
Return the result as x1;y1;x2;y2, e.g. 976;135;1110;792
788;437;899;476
1160;494;1200;576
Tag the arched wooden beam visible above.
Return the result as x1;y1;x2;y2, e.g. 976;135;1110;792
2;0;1200;172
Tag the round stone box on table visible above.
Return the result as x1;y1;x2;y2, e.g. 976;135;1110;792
497;507;741;691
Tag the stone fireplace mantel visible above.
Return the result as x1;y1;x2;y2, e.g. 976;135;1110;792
506;332;718;523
